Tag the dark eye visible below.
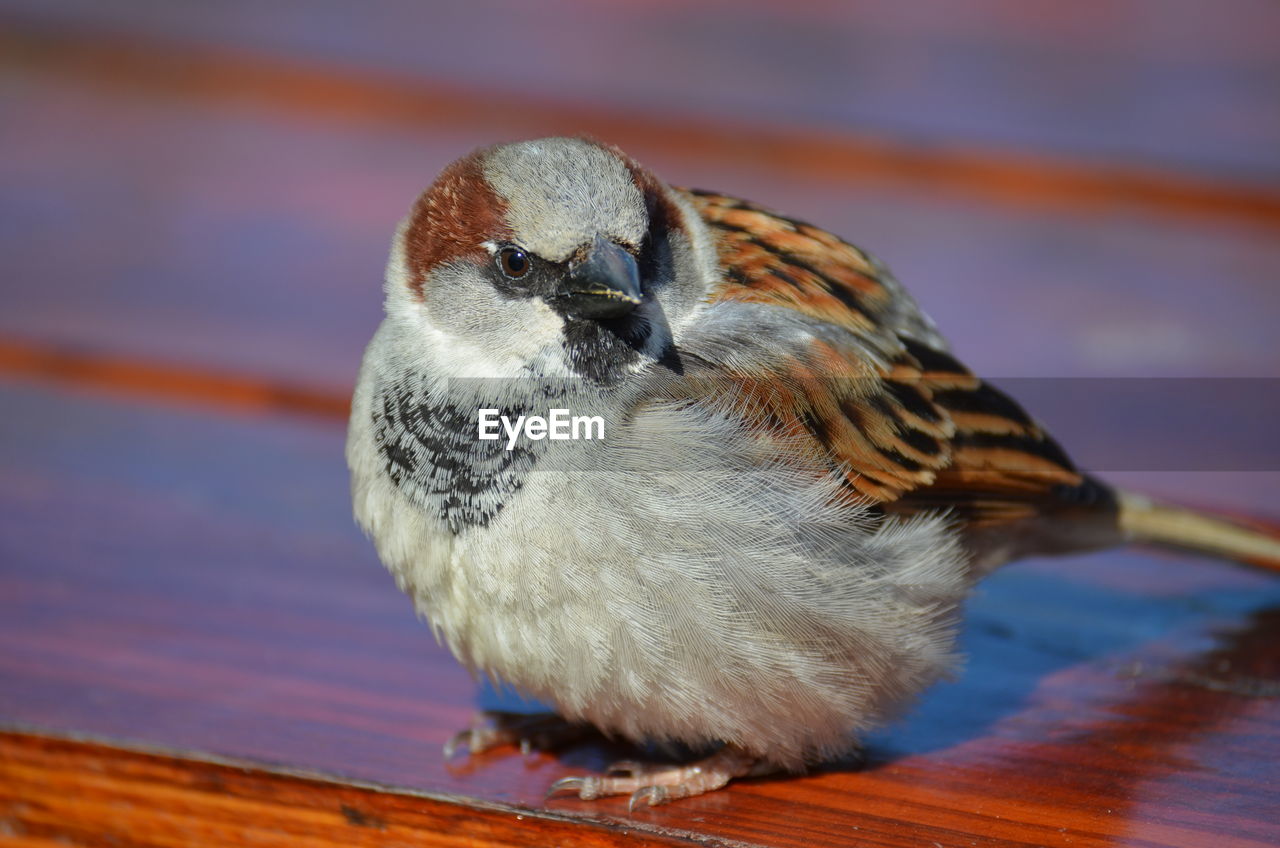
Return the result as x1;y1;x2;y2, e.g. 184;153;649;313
497;246;530;279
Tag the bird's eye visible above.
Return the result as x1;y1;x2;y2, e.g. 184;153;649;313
497;246;531;279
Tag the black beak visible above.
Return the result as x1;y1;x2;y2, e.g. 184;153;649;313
553;235;642;320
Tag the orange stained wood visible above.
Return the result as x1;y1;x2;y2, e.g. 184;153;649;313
0;338;350;420
0;733;697;848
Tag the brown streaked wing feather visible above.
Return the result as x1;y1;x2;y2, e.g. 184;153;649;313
671;334;955;503
683;188;1090;533
689;189;894;344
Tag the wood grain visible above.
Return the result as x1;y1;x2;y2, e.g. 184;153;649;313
0;732;697;848
3;0;1279;184
1;2;1278;845
2;37;1279;393
0;338;348;420
3;14;1279;229
1;381;1277;846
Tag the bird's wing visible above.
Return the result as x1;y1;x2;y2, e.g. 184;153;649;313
681;189;1110;551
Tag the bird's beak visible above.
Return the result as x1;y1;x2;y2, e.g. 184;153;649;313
554;235;643;320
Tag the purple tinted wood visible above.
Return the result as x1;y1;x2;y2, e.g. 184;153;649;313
2;0;1279;182
2;67;1278;393
1;381;1278;845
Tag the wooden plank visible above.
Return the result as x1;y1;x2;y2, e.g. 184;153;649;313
1;381;1278;846
2;48;1279;396
0;338;349;419
2;13;1279;232
0;5;1276;845
0;732;697;848
2;0;1278;184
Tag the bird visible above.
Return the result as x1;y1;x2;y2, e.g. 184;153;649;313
346;136;1280;808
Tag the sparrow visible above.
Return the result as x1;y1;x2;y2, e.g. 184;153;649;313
347;137;1280;808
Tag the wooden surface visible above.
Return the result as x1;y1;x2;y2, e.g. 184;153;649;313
2;3;1279;846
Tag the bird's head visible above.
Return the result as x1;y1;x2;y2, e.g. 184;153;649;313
383;137;717;383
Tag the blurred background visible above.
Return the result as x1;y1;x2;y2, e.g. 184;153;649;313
4;0;1279;378
3;3;1280;837
3;0;1278;501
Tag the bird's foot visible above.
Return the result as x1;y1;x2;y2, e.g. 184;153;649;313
444;711;592;760
547;745;762;810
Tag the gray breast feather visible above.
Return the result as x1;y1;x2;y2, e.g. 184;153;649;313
352;303;973;768
414;376;971;767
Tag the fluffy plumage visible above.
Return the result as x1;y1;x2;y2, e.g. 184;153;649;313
347;137;1280;805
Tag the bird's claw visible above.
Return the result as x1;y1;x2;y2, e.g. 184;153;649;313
444;711;591;762
443;723;510;760
442;728;473;760
547;775;590;799
548;771;673;808
628;784;668;812
545;747;760;809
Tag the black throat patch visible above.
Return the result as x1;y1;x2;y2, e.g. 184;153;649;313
371;374;547;533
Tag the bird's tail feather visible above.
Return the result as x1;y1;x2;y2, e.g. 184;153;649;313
1117;491;1280;574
